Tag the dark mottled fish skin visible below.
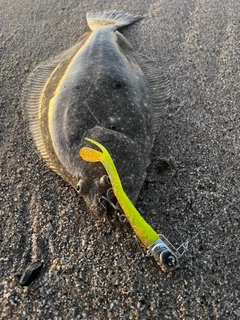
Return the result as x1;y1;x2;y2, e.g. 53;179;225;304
20;260;43;286
23;11;171;216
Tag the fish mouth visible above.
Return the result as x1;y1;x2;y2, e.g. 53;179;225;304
84;188;119;218
89;198;107;216
97;189;126;223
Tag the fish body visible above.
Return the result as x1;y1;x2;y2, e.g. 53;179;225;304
24;12;171;215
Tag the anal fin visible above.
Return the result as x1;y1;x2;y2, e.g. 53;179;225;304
134;54;171;135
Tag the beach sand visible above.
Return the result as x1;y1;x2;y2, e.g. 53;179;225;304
0;0;239;318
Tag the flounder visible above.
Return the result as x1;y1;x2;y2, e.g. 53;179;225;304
23;11;171;216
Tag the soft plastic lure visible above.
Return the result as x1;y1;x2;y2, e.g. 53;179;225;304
80;138;181;272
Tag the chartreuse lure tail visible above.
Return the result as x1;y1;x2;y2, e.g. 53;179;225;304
80;138;180;272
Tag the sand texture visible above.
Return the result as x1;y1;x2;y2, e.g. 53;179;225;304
0;0;239;319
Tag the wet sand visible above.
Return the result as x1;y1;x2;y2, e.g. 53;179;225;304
0;0;239;319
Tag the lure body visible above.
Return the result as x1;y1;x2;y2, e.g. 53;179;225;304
80;139;159;247
80;138;179;271
24;11;171;215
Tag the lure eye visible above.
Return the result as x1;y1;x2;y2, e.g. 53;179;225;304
99;175;111;186
160;250;178;268
148;238;179;272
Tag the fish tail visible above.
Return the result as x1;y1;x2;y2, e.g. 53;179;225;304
87;11;141;31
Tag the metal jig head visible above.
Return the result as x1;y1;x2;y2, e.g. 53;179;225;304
148;234;189;272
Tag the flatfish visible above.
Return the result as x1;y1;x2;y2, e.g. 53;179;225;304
23;11;171;216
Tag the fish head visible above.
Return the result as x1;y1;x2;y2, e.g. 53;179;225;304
76;126;149;216
75;159;116;216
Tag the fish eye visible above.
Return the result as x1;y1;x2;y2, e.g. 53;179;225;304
76;180;84;194
99;175;111;186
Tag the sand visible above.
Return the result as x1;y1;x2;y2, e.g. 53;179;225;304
0;0;239;319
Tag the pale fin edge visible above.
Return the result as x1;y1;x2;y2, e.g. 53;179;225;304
22;37;87;183
87;11;141;31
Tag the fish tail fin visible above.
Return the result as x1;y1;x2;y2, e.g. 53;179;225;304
87;11;141;31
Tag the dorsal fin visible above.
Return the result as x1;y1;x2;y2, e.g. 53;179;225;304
134;54;171;135
114;31;171;137
22;34;89;186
